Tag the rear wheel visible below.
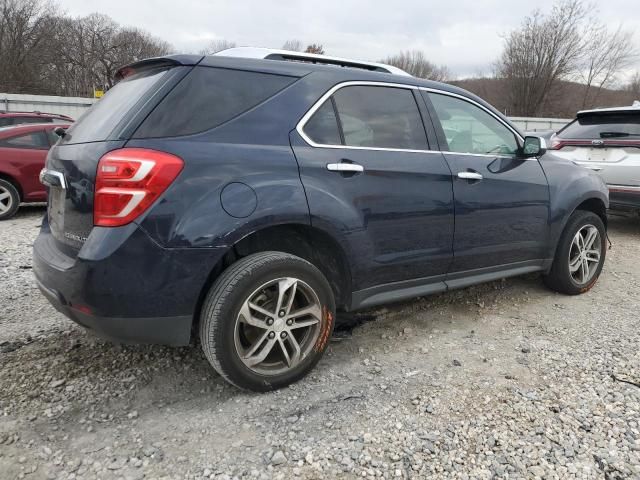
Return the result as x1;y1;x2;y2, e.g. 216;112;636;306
0;179;20;220
544;210;606;295
200;252;336;391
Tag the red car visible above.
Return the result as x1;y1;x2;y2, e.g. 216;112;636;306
0;111;74;127
0;123;69;220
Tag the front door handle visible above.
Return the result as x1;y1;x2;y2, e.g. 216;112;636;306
586;166;603;172
457;171;483;180
327;163;364;173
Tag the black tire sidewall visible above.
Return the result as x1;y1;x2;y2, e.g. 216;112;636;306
0;179;20;220
202;254;335;391
547;211;606;294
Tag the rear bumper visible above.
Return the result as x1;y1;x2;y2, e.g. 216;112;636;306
609;185;640;211
32;219;226;346
34;275;192;345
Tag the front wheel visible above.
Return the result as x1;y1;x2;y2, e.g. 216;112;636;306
200;252;336;391
544;210;606;295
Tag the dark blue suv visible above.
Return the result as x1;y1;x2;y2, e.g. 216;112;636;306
34;50;609;391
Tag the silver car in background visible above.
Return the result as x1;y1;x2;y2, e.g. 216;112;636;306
549;102;640;213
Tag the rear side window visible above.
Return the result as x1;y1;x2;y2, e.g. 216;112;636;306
134;67;296;138
64;67;171;144
303;100;341;145
559;114;640;139
0;131;49;149
332;86;428;150
0;118;12;127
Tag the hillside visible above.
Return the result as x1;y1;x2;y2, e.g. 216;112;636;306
452;78;638;118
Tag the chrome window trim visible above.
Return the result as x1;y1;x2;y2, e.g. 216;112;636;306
295;81;525;156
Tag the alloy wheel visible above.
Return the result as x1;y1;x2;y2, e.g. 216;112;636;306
568;224;602;285
234;277;322;375
0;185;14;214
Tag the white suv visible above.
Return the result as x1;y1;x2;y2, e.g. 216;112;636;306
549;102;640;213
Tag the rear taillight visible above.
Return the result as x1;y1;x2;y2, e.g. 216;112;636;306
94;148;183;227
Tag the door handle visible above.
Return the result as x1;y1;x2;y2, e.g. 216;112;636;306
586;166;603;172
327;163;364;173
457;171;483;180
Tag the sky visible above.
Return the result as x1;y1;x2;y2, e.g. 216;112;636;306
56;0;640;80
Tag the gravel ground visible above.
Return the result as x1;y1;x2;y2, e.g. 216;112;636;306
1;206;639;480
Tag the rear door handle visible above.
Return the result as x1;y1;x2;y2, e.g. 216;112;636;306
457;171;483;180
586;166;603;171
327;163;364;173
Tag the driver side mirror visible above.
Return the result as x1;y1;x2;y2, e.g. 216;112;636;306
520;136;547;158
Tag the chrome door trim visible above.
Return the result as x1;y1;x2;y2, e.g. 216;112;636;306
295;80;525;154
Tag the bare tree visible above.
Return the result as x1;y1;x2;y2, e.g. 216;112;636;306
580;23;637;107
0;0;60;93
628;72;640;97
497;0;588;116
200;39;236;55
282;39;303;52
305;44;325;55
382;50;450;81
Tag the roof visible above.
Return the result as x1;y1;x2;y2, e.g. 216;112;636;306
577;101;640;117
214;47;411;77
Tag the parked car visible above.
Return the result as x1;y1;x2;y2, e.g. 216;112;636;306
549;103;640;213
34;49;609;391
0;111;73;127
0;123;68;219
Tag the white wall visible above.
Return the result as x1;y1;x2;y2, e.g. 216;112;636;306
0;93;96;120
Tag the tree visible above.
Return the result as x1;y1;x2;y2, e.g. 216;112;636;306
497;0;588;116
200;39;236;55
381;50;450;81
0;0;60;93
305;44;324;55
0;0;172;97
628;72;640;98
580;23;637;108
282;39;303;52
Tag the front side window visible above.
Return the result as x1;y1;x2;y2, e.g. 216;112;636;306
332;86;428;150
428;93;518;156
0;131;49;149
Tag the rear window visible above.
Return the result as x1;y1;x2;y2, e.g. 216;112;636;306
64;67;171;144
133;67;296;138
559;114;640;139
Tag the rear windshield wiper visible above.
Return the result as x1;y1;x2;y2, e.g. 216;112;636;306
599;131;640;138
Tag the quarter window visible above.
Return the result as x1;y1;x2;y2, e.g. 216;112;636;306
428;93;518;156
304;100;341;145
333;86;428;150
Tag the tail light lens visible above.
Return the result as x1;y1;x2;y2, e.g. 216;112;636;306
94;148;183;227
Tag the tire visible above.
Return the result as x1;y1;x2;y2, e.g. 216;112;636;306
0;179;20;220
543;210;606;295
200;252;336;392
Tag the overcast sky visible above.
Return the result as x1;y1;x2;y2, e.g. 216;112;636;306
57;0;640;79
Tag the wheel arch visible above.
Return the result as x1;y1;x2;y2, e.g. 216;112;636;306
193;222;353;331
0;172;23;201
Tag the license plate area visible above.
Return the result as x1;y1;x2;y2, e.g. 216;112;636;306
48;186;66;238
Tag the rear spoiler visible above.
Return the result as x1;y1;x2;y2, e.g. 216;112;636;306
114;55;204;82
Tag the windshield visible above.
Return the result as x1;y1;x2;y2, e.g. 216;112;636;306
62;67;171;144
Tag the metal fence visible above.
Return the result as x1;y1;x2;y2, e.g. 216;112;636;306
0;93;96;120
1;92;572;133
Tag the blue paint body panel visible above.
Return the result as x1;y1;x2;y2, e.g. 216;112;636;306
33;54;609;346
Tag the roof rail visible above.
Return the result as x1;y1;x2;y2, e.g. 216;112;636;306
214;47;411;77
